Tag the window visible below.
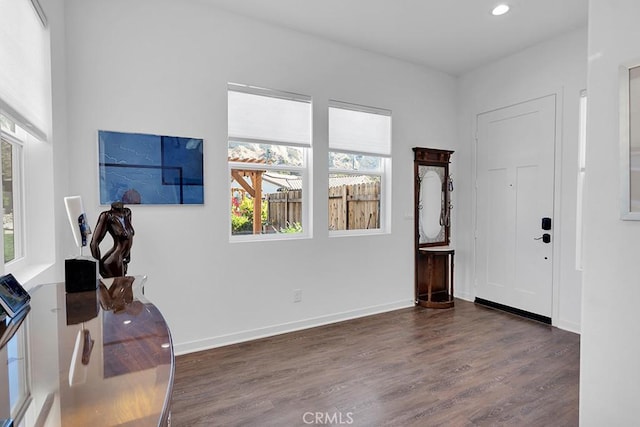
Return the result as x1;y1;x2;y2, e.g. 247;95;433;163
0;0;52;273
228;84;311;239
328;101;391;234
0;114;25;264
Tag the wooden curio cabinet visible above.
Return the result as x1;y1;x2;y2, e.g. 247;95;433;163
413;147;455;308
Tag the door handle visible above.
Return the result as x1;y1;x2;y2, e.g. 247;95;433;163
534;233;551;243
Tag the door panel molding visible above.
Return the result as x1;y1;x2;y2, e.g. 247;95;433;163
474;94;557;318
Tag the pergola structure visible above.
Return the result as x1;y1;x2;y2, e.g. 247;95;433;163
229;158;265;234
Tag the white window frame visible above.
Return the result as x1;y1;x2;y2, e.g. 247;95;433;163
576;90;587;271
228;84;312;242
0;115;31;427
328;100;391;237
7;325;31;423
1;114;26;268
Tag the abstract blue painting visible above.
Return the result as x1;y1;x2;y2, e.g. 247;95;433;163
98;130;204;205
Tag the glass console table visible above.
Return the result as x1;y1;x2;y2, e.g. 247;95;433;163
0;276;174;426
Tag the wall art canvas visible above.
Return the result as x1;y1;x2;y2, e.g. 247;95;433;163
98;130;204;205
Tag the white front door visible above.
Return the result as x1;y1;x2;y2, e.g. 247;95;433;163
475;95;556;317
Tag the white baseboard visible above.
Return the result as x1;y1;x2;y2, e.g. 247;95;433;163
453;290;475;302
174;299;414;356
555;319;581;334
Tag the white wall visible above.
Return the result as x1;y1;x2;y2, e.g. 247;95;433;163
580;0;640;423
52;0;640;420
61;0;457;354
456;28;587;332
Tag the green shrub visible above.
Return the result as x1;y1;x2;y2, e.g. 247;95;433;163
231;196;268;233
279;222;302;234
231;215;252;233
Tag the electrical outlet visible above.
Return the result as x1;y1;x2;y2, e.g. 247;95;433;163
293;289;302;303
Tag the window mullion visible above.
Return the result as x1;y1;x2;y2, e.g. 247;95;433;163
229;136;311;149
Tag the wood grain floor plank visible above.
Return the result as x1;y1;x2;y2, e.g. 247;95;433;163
171;300;579;426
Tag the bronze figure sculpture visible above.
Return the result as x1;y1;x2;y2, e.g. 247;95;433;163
90;202;134;278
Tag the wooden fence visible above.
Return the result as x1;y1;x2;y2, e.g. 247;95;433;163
328;181;380;230
260;182;381;232
266;190;302;232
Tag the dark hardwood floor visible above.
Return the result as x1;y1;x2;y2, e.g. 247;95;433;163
171;300;579;426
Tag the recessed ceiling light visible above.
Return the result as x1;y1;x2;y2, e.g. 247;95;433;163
492;4;510;16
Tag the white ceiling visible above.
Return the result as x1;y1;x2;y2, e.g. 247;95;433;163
203;0;588;76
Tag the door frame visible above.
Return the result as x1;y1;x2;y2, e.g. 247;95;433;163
472;91;564;326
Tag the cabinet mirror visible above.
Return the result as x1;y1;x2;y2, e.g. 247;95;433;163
418;165;447;244
413;147;453;247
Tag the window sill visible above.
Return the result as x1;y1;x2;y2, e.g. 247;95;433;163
6;262;55;290
230;232;312;243
329;229;390;238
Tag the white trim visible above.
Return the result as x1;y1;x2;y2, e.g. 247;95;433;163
29;0;47;27
329;228;388;238
229;136;311;149
10;140;25;263
453;290;475;302
228;82;311;103
551;90;563;329
329;148;391;159
575;90;587;270
556;319;581;335
328;99;391;116
229;230;310;243
228;161;305;173
173;299;413;355
1;116;27;268
328;168;383;176
619;58;640;220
